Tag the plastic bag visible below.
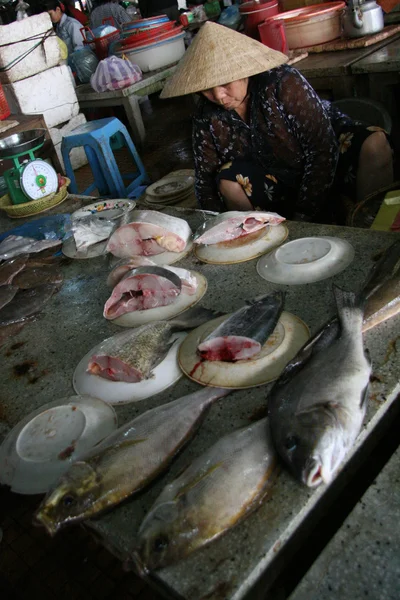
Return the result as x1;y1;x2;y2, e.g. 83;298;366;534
70;47;99;84
90;55;142;92
218;5;241;29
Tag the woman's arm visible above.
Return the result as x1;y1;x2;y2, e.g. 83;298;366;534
192;117;224;212
278;67;339;220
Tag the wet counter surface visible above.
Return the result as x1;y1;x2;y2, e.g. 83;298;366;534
0;205;399;600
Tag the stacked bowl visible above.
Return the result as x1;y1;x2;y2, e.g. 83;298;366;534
112;16;186;72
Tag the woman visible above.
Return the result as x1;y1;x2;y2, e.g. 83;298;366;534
89;0;131;30
160;23;394;223
44;0;85;55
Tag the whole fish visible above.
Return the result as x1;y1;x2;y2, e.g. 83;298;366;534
0;285;18;310
134;417;277;573
362;239;400;332
194;211;285;246
0;235;61;260
12;266;63;291
104;266;182;320
0;256;28;285
106;211;192;258
0;284;56;326
88;306;220;382
35;387;230;536
198;292;284;361
72;215;116;251
268;285;371;488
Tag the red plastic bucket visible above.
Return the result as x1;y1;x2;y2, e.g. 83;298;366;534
239;0;279;40
0;83;10;121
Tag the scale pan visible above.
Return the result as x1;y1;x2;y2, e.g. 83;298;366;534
0;129;46;159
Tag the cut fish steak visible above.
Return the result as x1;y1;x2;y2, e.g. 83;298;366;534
104;266;182;320
88;306;218;383
106;210;192;258
198;291;284;362
194;211;285;246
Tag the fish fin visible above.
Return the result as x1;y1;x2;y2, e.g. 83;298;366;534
174;461;224;500
169;306;224;331
333;285;365;333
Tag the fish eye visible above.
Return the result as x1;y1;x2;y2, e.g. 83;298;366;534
285;435;299;451
153;535;169;553
62;494;76;507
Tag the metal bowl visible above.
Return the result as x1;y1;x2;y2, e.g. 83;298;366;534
0;129;46;159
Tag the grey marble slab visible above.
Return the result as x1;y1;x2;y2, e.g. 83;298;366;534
0;207;398;600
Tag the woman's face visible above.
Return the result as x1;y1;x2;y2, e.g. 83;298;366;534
48;7;62;23
201;78;249;111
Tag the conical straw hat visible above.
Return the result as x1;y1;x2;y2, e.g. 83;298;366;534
161;22;288;99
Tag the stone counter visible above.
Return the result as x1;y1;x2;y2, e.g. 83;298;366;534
0;207;399;600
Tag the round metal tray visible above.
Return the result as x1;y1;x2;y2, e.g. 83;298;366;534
0;129;46;159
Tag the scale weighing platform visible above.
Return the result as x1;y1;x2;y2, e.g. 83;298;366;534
0;129;59;205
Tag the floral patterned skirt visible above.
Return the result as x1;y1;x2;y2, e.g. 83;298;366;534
215;124;391;221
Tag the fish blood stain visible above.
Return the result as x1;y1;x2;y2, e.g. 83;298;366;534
13;360;37;377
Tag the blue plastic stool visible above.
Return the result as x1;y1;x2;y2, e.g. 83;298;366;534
61;117;149;197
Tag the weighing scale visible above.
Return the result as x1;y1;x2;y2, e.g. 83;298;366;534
0;130;59;205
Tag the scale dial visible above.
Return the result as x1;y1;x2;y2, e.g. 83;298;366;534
20;159;58;201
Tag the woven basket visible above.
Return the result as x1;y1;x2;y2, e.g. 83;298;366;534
0;178;70;219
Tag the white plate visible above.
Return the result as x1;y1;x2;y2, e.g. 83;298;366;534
146;176;194;199
73;332;187;405
256;236;355;285
62;236;108;260
179;312;309;389
194;224;288;265
71;199;136;221
0;395;117;495
111;271;207;327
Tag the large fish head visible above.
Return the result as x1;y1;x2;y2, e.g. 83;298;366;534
274;402;347;488
34;461;100;535
135;500;188;572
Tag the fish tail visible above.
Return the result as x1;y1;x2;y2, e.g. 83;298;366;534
169;306;224;331
333;285;364;334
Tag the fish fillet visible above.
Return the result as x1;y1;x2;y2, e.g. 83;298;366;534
106;211;192;258
194;211;285;246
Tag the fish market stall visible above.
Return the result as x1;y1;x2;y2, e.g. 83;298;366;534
0;203;399;600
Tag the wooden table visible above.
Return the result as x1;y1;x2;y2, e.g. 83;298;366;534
296;35;400;100
0;113;62;177
75;64;177;146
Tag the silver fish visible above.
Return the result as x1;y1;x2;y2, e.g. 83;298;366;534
198;292;284;361
0;285;18;310
34;387;230;535
134;417;278;573
88;306;220;382
268;285;371;488
0;284;56;326
362;239;400;332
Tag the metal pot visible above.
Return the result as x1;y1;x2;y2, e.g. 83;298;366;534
343;0;384;38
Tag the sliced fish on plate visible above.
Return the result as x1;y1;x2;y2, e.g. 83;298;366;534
194;211;285;246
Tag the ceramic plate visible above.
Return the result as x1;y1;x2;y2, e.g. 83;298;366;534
146;176;194;199
179;312;309;388
256;236;355;285
110;271;207;327
0;395;117;495
73;333;187;404
194;223;288;265
71;199;136;221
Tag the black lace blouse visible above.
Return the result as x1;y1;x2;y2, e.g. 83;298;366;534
192;64;354;217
